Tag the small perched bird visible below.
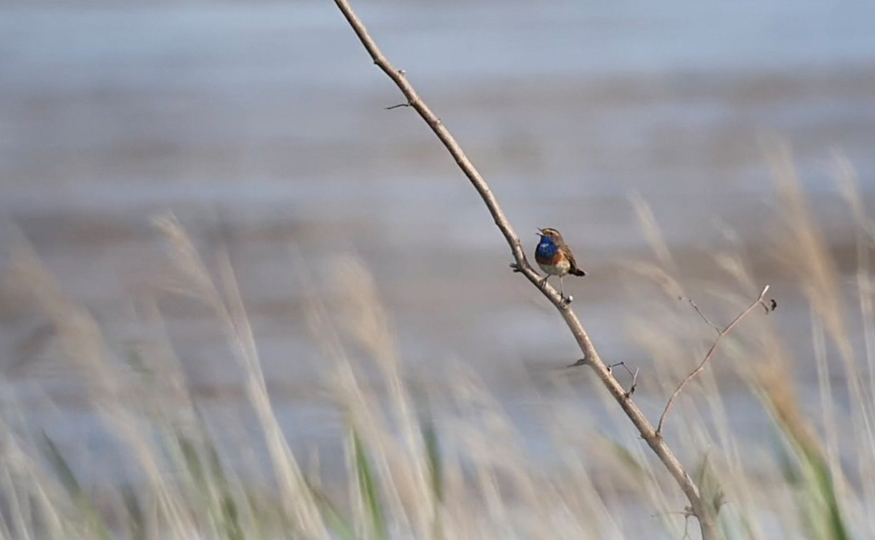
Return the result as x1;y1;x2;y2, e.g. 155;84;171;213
534;227;586;302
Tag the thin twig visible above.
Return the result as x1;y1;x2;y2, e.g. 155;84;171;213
656;286;774;435
331;1;720;537
566;359;637;396
608;361;639;397
651;507;694;540
681;296;721;334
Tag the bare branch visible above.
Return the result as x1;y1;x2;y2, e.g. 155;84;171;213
657;286;775;435
331;1;721;537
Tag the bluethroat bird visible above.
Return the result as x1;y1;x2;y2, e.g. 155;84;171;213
535;227;586;302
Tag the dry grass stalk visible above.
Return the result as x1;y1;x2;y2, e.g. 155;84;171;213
153;214;329;539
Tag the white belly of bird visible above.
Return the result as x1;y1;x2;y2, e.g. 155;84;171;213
538;258;570;276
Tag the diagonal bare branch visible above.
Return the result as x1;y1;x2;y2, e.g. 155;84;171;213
331;1;722;538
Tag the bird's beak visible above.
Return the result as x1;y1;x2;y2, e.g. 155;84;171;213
536;228;543;235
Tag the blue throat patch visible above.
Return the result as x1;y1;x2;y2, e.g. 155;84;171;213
536;237;558;261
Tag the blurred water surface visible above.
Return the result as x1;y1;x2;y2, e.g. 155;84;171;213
2;0;875;497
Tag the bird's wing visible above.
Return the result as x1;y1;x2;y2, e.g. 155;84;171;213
562;244;584;274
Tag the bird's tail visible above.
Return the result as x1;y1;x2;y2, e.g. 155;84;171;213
571;268;586;277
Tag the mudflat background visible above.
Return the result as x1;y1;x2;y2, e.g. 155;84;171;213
2;0;875;490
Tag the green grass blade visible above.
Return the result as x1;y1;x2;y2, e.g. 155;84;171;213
121;484;146;540
306;480;359;540
809;455;850;540
40;432;111;540
422;420;443;504
352;430;388;540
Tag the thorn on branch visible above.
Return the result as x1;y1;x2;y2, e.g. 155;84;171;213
567;357;587;368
